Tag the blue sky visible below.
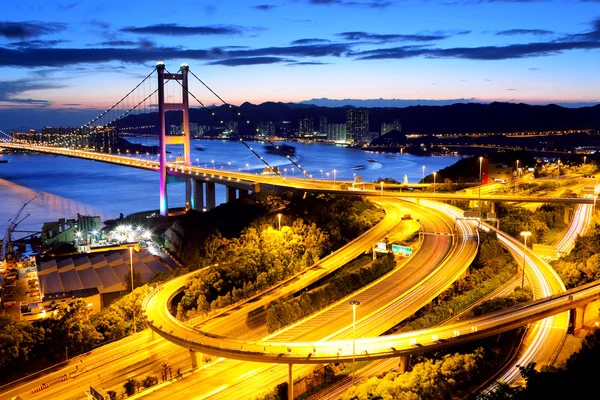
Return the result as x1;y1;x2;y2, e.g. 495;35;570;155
1;0;600;129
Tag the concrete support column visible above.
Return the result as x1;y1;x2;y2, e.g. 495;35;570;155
564;205;570;225
575;306;585;330
490;201;496;213
288;364;294;400
226;186;237;203
206;182;216;210
185;178;192;211
468;200;476;209
415;198;420;206
193;180;204;211
239;189;249;198
461;266;471;278
190;350;198;369
399;355;410;373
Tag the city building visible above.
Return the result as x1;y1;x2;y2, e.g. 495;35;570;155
488;162;513;183
346;109;369;143
298;117;315;136
41;215;102;246
319;116;328;134
258;121;276;138
326;123;348;142
381;119;402;136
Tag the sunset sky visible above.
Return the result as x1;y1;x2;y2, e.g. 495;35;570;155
1;0;599;129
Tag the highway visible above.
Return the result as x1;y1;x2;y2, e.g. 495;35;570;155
141;199;478;399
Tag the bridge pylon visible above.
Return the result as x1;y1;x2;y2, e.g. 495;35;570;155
157;62;192;216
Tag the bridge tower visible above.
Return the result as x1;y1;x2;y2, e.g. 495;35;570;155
157;62;192;216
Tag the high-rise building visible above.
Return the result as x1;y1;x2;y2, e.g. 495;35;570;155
326;123;347;141
298;117;314;135
258;121;276;138
319;116;328;133
225;121;238;135
381;119;402;136
346;109;369;143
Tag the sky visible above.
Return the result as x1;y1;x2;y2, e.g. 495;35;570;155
1;0;600;129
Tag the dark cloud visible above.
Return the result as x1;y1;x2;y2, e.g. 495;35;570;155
7;39;68;48
0;43;351;67
252;4;277;10
209;57;290;66
63;103;81;106
496;29;554;36
308;0;393;7
92;39;155;48
0;79;65;106
120;24;247;36
0;21;66;39
290;38;331;45
288;61;329;65
353;40;600;60
337;31;450;43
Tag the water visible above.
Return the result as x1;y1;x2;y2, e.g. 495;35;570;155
0;140;460;233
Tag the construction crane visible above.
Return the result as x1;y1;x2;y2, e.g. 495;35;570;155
1;196;36;260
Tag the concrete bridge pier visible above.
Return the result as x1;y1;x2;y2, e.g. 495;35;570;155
399;355;410;373
193;180;205;211
490;201;496;214
185;178;192;211
564;205;570;225
226;186;237;203
574;306;586;331
206;182;216;210
288;364;294;399
190;349;198;369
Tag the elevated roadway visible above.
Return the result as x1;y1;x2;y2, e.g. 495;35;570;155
0;143;595;205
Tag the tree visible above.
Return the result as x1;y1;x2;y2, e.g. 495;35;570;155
0;314;42;369
124;270;143;293
123;378;138;396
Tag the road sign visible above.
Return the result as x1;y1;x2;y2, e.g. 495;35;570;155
464;211;480;219
391;244;413;256
375;241;387;252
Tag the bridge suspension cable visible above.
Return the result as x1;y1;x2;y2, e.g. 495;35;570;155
164;67;283;176
84;67;157;128
188;68;313;179
0;129;12;141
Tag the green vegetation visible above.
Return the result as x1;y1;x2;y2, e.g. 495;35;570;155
341;349;485;400
466;287;533;318
482;328;600;399
265;254;396;332
552;222;600;288
496;203;566;245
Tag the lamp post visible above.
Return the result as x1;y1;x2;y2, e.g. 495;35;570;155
246;163;250;173
516;159;520;190
349;299;360;386
196;158;199;166
333;169;336;183
277;213;282;231
320;169;323;179
380;181;384;197
228;161;232;171
520;231;531;289
129;246;136;334
422;165;425;182
211;160;215;169
433;172;437;194
583;156;587;165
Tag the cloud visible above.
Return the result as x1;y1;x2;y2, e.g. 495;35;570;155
252;4;277;10
506;88;518;90
120;24;248;36
307;0;393;7
528;67;540;70
337;31;450;43
63;103;81;106
290;38;331;45
288;61;329;65
92;39;155;48
7;39;69;48
496;29;554;36
0;21;66;39
209;57;290;66
0;78;65;106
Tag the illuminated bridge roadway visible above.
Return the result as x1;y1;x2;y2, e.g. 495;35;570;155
0;143;595;206
145;273;599;365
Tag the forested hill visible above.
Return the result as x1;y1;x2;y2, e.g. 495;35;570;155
117;102;600;135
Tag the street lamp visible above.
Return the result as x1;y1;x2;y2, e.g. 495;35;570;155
380;181;384;197
349;299;360;386
277;213;282;231
211;160;215;169
433;172;437;194
584;156;587;165
333;169;336;183
129;246;137;334
422;165;425;182
515;159;520;190
196;158;199;166
520;231;532;289
320;169;323;179
246;163;250;173
228;161;232;171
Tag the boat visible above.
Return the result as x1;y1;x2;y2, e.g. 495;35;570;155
195;145;206;151
351;165;364;170
265;144;296;156
0;160;7;163
367;157;376;162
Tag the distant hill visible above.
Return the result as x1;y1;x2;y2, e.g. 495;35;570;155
371;130;406;146
116;101;600;135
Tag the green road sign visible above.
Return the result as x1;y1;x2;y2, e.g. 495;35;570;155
391;244;413;256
